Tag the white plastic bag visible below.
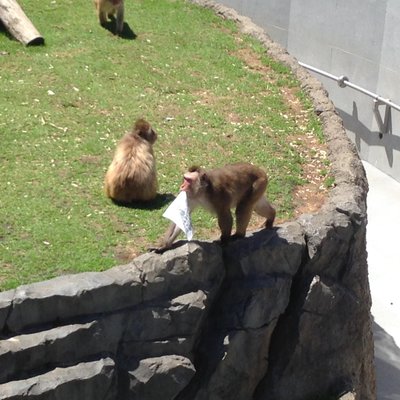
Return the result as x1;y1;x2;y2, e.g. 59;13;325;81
162;191;194;240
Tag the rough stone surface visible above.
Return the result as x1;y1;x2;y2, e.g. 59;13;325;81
0;321;105;384
124;355;196;400
0;291;13;333
0;241;225;398
0;2;375;400
4;266;143;334
0;358;116;400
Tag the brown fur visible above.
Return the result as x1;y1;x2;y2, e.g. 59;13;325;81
94;0;124;34
154;163;275;251
104;119;158;203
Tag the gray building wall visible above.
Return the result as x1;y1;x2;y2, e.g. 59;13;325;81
218;0;400;182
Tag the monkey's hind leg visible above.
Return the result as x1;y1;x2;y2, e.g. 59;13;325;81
254;197;276;229
98;10;108;26
234;200;254;238
217;208;234;242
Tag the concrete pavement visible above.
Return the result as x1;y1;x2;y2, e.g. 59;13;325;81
364;161;400;400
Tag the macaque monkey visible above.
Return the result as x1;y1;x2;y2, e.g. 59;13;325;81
154;163;276;251
104;119;158;203
95;0;125;34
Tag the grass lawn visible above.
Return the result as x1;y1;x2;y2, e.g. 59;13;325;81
0;0;329;291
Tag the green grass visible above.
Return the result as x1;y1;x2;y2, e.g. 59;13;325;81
0;0;325;290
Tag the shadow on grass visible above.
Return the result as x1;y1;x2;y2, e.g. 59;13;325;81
111;193;175;210
102;18;137;40
0;20;13;43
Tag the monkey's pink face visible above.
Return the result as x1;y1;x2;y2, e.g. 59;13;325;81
180;171;199;193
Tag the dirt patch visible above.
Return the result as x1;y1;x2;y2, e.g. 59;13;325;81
284;86;331;218
235;45;276;78
231;42;332;220
79;155;103;165
114;244;142;262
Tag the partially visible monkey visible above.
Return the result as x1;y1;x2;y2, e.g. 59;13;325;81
104;119;158;203
153;163;276;252
94;0;124;34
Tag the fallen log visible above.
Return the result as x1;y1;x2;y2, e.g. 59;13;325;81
0;0;44;45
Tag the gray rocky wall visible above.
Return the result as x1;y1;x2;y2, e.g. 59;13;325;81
0;2;375;400
216;0;400;182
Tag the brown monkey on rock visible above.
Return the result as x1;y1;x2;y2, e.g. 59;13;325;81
104;119;158;203
153;163;276;252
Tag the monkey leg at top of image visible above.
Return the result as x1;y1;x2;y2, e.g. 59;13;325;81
94;0;125;34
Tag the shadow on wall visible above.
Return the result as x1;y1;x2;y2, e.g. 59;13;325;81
373;321;400;400
338;102;400;168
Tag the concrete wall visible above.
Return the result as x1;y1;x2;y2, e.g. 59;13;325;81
217;0;400;182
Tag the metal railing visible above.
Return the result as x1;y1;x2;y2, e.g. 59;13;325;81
298;61;400;136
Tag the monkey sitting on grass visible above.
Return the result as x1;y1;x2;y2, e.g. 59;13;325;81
104;119;158;203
